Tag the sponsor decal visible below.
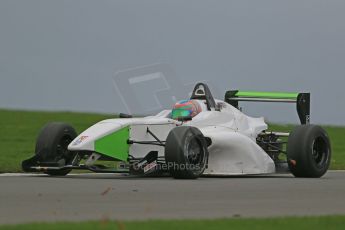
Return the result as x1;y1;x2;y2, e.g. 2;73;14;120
143;161;157;173
72;136;89;146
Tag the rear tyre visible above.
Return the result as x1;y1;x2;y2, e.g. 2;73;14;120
35;122;78;176
165;126;209;179
287;125;331;178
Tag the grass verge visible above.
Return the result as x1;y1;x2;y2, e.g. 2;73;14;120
0;109;344;172
0;109;113;173
1;216;345;230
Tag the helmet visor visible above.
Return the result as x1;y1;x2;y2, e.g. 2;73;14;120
171;108;192;120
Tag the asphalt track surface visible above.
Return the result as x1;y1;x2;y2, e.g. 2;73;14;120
0;171;345;224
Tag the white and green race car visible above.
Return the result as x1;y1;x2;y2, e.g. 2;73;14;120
22;83;331;179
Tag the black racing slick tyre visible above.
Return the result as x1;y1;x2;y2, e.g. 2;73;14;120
287;125;331;178
165;126;209;179
35;122;78;176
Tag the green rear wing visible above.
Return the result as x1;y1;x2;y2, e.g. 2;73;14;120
225;90;310;124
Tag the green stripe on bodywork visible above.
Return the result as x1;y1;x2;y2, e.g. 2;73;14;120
235;91;299;100
94;126;129;161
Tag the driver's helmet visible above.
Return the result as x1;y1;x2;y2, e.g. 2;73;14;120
171;100;203;120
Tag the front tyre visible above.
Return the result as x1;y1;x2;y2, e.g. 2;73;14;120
35;122;78;176
165;126;209;179
287;125;331;178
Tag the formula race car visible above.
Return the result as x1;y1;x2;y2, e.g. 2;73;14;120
22;83;331;179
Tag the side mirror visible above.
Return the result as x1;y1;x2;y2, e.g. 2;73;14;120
177;116;192;122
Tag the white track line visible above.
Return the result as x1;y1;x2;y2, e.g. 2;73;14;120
1;170;344;177
0;173;44;177
0;173;124;177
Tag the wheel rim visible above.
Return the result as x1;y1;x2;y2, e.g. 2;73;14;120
185;137;205;165
311;136;329;168
55;135;73;161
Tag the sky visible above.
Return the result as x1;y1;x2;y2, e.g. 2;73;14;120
0;0;344;125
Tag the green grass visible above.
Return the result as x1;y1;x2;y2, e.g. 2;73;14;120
0;109;114;173
0;109;344;172
2;216;345;230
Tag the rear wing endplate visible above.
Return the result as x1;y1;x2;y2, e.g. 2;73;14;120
224;90;310;124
